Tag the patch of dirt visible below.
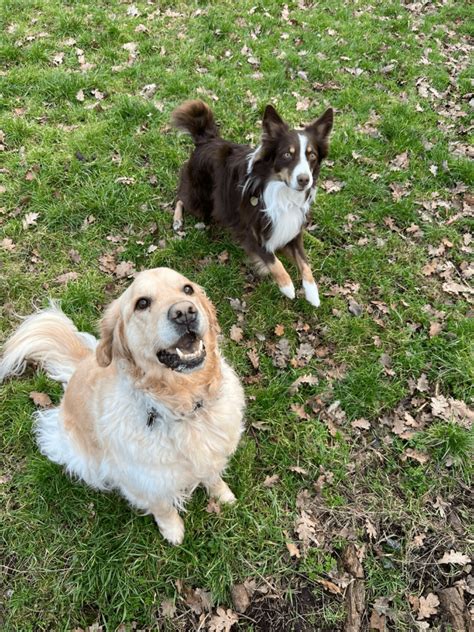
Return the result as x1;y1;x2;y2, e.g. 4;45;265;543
239;584;342;632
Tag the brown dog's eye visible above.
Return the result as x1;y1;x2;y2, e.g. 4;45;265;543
183;284;194;295
135;297;151;310
283;152;292;159
309;152;317;161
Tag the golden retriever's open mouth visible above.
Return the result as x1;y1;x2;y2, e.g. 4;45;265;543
156;331;206;372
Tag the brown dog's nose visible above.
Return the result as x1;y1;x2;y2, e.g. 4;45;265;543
297;174;310;188
168;301;197;326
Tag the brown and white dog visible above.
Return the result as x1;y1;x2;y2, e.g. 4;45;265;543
0;268;245;544
172;100;333;307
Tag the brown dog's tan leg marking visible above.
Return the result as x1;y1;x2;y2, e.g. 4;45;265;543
173;200;184;232
267;257;295;299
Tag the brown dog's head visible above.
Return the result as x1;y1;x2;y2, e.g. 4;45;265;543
96;268;219;375
256;104;333;192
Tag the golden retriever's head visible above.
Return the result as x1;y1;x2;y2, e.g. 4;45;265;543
96;268;219;375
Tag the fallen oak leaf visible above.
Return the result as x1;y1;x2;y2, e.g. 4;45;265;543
230;584;250;614
263;474;280;488
402;448;429;464
246;348;259;370
438;550;471;565
317;578;342;595
229;325;243;343
29;391;52;408
208;607;239;632
288;374;318;395
416;593;439;620
351;418;371;430
285;540;301;559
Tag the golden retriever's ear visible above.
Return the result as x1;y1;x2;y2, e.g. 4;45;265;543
96;299;121;367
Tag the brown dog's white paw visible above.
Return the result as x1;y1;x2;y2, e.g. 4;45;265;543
302;280;320;307
279;283;296;300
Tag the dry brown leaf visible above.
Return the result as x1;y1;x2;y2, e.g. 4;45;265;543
416;373;429;392
263;474;280;488
22;212;39;229
402;448;429;464
321;179;345;194
56;271;79;285
438;550;471;565
365;518;377;540
429;322;442;337
229;325;243;343
114;261;136;279
286;540;301;558
317;578;341;594
389;151;410;171
289;466;308;475
230;584;250;614
247;348;259;370
208;607;239;632
29;391;52;408
288;374;318;395
351;418;371;430
417;593;439;619
290;403;309;421
160;599;176;618
274;324;285;336
1;238;15;251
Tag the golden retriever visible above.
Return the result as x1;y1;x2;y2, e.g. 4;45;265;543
0;268;245;544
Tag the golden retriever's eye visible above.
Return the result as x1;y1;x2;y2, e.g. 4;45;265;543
135;297;151;310
183;284;194;295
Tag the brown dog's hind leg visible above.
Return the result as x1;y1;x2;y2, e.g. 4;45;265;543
173;200;184;232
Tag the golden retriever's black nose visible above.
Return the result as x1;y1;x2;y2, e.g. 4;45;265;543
168;301;197;326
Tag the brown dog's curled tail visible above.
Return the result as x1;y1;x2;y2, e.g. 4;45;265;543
171;100;219;144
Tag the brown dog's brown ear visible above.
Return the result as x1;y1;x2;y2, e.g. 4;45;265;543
306;108;334;160
96;299;121;367
262;105;288;139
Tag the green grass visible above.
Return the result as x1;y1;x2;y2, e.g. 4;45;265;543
1;0;473;630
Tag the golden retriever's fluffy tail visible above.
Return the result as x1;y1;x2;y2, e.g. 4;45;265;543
0;303;96;384
171;99;220;144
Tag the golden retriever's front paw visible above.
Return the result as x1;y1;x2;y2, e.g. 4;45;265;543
155;514;185;545
209;479;236;504
219;486;236;504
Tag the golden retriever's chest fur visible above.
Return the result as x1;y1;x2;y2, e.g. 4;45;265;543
61;356;245;505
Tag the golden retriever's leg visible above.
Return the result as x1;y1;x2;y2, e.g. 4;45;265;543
173;200;184;232
206;477;236;504
151;501;185;545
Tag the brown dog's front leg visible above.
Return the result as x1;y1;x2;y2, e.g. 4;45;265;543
172;200;184;232
244;237;295;299
284;232;320;307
